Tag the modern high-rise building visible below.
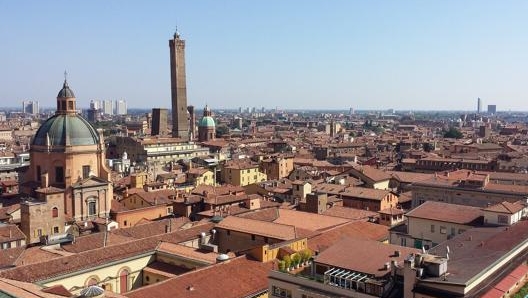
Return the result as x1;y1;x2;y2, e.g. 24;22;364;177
169;30;189;140
488;104;497;114
115;100;127;115
89;100;100;110
477;97;482;114
151;108;168;136
103;100;113;115
22;100;39;115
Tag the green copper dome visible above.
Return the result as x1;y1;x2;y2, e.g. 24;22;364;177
32;114;100;147
199;116;216;128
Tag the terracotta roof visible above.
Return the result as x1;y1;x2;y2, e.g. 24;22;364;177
143;261;190;278
273;209;350;232
192;185;245;196
41;284;73;297
386;171;434;183
61;231;135;253
315;237;419;277
126;256;272;298
236;207;280;222
348;165;391;182
406;201;483;225
111;217;190;239
14;246;67;266
0;246;24;269
0;278;70;298
379;207;405;215
0;224;25;242
308;221;389;253
427;220;528;285
128;189;176;206
482;201;525;214
0;222;216;283
321;205;378;220
0;237;160;282
156;242;218;265
340;187;392;201
216;216;297;240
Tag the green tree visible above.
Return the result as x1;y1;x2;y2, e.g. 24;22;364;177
444;127;463;139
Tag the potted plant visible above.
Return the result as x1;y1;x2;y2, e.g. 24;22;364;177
278;260;286;272
283;255;292;271
292;254;301;269
303;248;313;265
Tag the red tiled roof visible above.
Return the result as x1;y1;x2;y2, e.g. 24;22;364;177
217;216;297;240
315;238;419;277
273;209;350;232
126;256;272;298
483;201;525;214
405;201;483;225
41;285;73;297
308;221;389;253
0;224;25;242
322;205;378;220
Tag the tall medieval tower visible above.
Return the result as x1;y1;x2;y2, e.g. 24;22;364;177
169;30;189;140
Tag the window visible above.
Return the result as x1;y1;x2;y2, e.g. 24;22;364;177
227;230;230;236
52;207;58;218
251;234;256;241
119;269;129;293
82;165;91;179
430;225;435;233
440;226;447;234
88;201;97;217
498;215;509;224
272;286;292;298
458;229;466;234
53;226;59;234
124;220;127;226
55;166;64;183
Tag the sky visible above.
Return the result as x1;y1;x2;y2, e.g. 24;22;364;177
1;1;528;111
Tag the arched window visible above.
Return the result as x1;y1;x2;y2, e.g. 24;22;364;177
85;277;98;286
52;207;58;218
119;269;130;293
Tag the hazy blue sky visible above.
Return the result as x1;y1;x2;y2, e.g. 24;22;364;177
1;1;528;111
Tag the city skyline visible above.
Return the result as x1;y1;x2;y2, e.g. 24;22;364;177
1;1;528;111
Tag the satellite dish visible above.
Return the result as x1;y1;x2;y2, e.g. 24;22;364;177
79;285;104;297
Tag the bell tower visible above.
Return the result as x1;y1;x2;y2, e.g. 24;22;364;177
169;29;189;140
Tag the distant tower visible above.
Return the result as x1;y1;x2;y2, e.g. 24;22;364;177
169;29;189;140
487;104;497;115
198;105;215;142
187;105;195;140
477;97;482;114
151;108;168;136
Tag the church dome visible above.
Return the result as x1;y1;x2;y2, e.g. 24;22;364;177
199;116;215;128
57;80;75;98
32;114;100;146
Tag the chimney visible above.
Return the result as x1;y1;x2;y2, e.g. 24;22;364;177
124;187;129;198
41;172;49;188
